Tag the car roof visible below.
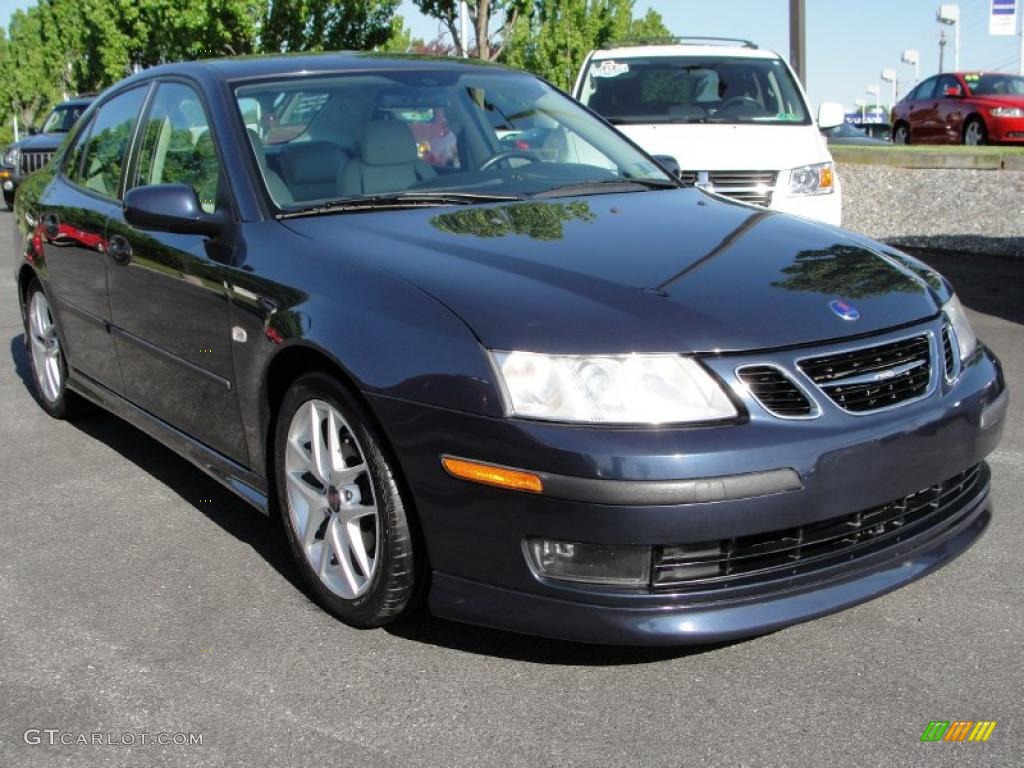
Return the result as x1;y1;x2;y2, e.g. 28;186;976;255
122;52;516;85
589;45;781;60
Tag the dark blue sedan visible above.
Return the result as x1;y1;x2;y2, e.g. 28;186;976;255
12;54;1007;645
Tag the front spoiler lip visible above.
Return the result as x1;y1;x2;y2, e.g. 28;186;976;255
428;483;991;646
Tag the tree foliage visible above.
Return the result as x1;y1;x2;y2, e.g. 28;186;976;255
412;1;528;60
261;0;399;53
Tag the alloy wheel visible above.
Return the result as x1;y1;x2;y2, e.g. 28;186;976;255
964;121;984;146
28;290;62;404
284;399;380;599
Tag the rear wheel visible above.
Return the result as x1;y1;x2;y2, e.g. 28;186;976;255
24;280;76;418
274;372;420;628
963;118;986;146
893;123;910;145
3;189;14;210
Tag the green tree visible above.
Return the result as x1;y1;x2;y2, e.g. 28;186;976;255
412;1;528;60
261;0;400;53
377;15;425;53
504;1;669;90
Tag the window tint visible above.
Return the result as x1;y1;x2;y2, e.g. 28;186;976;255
133;82;220;213
914;78;938;101
73;87;146;198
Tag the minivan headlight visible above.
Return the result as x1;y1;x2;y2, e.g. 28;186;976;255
789;162;834;196
943;294;977;362
491;351;738;424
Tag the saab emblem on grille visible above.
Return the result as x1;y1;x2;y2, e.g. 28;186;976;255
829;299;860;321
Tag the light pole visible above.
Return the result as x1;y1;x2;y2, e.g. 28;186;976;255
881;69;898;111
854;97;867;121
866;84;881;116
901;49;920;85
937;4;960;72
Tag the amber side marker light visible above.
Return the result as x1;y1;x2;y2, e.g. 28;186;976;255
441;456;543;494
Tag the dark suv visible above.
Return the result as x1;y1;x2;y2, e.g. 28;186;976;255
2;96;92;209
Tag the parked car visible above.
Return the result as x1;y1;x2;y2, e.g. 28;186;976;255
822;121;890;146
891;71;1024;145
2;96;93;208
13;54;1006;646
573;37;845;225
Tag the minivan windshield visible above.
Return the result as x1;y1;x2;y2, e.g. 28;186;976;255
234;69;673;212
578;55;811;126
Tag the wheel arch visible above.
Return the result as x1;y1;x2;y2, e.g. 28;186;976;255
16;264;40;324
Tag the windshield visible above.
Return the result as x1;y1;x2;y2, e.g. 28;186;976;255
964;73;1024;97
578;55;811;125
40;104;88;134
234;69;671;211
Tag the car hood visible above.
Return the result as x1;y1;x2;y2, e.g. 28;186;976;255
282;189;941;354
612;123;832;171
16;132;68;152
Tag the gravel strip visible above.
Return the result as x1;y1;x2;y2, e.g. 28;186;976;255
839;163;1024;257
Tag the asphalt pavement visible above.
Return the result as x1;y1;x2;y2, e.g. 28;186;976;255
0;210;1021;768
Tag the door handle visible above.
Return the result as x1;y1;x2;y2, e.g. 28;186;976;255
107;234;133;266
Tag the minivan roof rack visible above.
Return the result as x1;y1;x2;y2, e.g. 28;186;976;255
607;36;759;50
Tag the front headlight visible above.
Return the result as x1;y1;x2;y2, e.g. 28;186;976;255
491;351;738;424
3;146;19;167
943;294;977;362
991;107;1024;118
789;162;834;196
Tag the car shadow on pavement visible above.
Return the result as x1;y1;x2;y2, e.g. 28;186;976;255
906;246;1024;327
8;333;304;594
9;332;743;663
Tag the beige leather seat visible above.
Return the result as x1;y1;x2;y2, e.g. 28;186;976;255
340;120;437;196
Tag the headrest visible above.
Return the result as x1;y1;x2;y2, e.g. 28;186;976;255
361;120;417;166
281;141;347;184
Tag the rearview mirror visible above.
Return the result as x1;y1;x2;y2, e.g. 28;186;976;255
652;154;681;177
817;102;845;130
124;184;225;237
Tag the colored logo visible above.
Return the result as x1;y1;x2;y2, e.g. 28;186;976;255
920;720;997;742
829;299;860;321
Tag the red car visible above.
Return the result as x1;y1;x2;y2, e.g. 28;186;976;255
891;71;1024;145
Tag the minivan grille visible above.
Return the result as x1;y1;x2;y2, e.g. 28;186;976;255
797;334;932;413
20;150;54;175
679;170;777;207
652;464;982;591
736;365;814;417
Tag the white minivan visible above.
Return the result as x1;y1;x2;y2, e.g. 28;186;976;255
573;38;846;225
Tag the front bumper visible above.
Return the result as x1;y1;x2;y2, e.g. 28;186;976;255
987;114;1024;143
370;320;1006;645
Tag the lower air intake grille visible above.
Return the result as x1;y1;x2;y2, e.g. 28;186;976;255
797;334;932;413
941;324;956;379
653;464;983;591
737;365;814;417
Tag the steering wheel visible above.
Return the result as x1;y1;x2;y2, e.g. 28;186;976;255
719;96;761;111
478;150;539;172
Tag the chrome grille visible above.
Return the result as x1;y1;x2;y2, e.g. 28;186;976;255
652;464;983;591
736;365;815;418
798;334;932;413
20;150;54;175
680;170;777;207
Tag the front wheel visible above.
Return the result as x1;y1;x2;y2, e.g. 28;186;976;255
893;123;910;145
274;372;420;628
963;118;986;146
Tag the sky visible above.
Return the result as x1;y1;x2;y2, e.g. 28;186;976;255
1;0;1021;110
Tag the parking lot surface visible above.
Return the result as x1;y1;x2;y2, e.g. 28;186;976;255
0;209;1021;767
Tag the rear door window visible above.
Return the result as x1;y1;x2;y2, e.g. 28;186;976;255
72;87;148;199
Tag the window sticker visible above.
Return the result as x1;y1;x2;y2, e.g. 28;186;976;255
592;60;630;78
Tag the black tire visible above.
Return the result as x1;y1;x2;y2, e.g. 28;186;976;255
893;123;910;145
3;189;14;210
23;279;81;419
274;371;421;628
963;117;986;146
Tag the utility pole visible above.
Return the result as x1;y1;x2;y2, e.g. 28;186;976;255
460;1;469;58
789;0;806;86
939;29;947;72
1020;11;1024;75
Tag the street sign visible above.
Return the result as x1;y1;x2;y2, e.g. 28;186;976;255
990;0;1017;36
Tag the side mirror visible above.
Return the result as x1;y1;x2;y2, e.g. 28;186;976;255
944;86;963;98
124;183;225;237
817;102;845;130
651;154;681;177
27;125;38;136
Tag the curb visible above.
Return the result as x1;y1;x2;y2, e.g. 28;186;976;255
832;146;1024;171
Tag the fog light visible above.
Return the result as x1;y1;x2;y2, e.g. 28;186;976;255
527;538;651;586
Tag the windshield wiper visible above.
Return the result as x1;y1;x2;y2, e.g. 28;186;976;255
278;191;524;219
532;178;679;199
